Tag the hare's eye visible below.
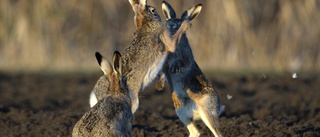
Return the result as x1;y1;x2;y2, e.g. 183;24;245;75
149;8;155;14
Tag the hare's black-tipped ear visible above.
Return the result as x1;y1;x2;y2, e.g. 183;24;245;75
112;51;122;75
162;1;176;20
181;4;202;21
95;52;112;75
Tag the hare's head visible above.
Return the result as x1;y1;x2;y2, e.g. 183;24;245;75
162;1;202;35
128;0;161;29
95;51;128;94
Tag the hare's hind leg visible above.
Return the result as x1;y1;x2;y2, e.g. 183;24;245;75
195;95;222;137
174;97;200;137
172;92;182;109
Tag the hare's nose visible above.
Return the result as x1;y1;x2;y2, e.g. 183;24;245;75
167;22;178;30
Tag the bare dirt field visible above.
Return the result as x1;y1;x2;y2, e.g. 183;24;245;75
0;72;319;136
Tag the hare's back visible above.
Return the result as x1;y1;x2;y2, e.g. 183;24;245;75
100;95;132;134
73;95;132;136
72;108;107;136
101;95;132;120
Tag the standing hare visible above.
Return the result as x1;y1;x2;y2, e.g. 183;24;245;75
73;51;132;137
90;0;191;113
124;0;191;113
156;1;224;137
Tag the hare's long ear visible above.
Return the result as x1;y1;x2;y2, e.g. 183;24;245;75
128;0;147;28
162;1;176;20
112;51;122;75
128;0;146;13
95;52;112;75
139;0;146;7
181;4;202;21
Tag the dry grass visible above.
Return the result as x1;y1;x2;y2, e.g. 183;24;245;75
0;0;319;73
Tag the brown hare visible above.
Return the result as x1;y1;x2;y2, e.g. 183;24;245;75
73;51;132;137
156;1;224;137
89;0;190;114
123;0;191;113
90;0;190;113
89;0;190;113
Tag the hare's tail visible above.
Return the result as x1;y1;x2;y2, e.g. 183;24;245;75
218;105;225;117
89;92;98;108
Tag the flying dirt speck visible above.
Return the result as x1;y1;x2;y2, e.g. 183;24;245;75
227;94;233;100
292;73;297;79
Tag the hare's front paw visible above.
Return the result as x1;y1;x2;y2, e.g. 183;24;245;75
172;92;182;109
156;78;165;90
156;74;166;90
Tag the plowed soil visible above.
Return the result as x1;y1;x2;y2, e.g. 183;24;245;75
0;73;319;136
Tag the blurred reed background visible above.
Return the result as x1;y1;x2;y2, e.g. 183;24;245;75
0;0;319;73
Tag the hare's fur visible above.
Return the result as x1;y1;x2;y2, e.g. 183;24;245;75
158;1;224;137
119;0;189;113
73;52;132;137
89;0;189;113
89;76;110;107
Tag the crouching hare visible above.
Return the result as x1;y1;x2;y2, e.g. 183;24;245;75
156;1;224;137
73;51;132;137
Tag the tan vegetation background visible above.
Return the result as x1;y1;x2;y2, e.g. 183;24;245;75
0;0;319;73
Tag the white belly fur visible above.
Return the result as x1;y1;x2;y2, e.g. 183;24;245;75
142;54;167;91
